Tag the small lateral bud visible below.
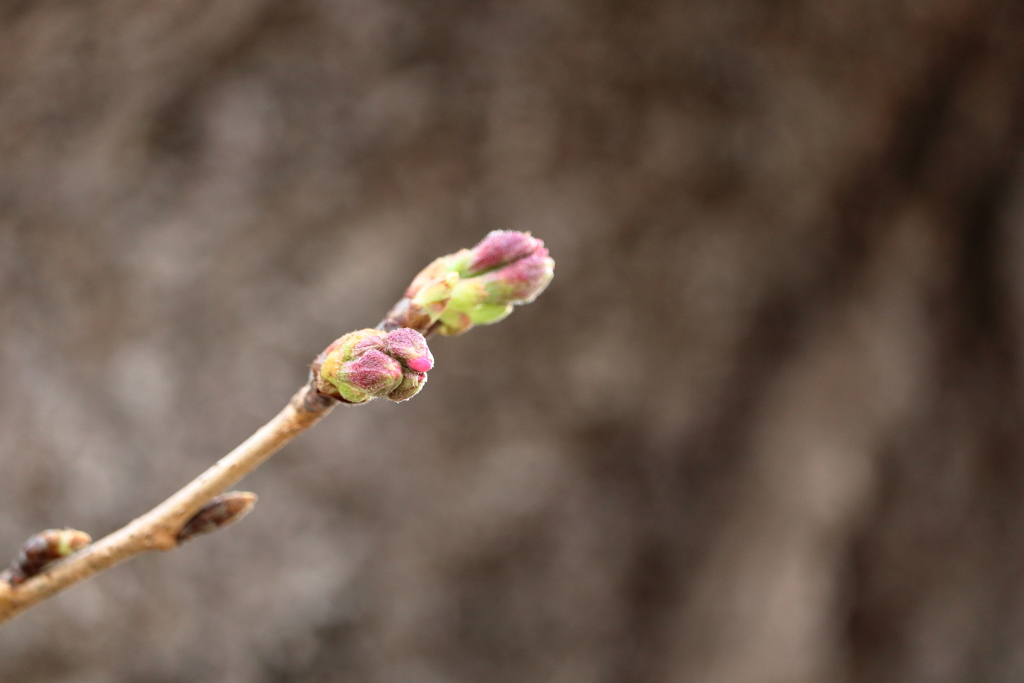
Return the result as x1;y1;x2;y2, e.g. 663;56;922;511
1;528;91;585
176;492;258;544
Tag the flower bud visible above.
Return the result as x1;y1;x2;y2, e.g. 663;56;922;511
434;235;554;336
329;349;403;403
313;328;433;403
384;327;434;372
462;230;546;276
381;231;554;335
388;368;428;402
476;247;554;304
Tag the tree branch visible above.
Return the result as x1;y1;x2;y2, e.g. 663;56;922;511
0;230;554;627
0;383;335;625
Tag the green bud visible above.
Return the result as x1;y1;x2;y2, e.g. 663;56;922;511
435;279;513;335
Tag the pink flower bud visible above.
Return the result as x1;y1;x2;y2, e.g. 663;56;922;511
433;238;554;336
383;231;554;336
478;246;554;304
385;328;433;372
465;230;546;276
313;328;433;404
337;350;403;402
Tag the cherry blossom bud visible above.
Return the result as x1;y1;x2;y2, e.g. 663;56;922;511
462;230;546;276
327;348;403;403
435;235;554;336
477;247;554;303
381;231;554;335
313;328;433;403
384;327;434;373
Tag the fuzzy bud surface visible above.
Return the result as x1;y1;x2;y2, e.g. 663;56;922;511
314;328;433;403
383;231;554;335
435;231;554;335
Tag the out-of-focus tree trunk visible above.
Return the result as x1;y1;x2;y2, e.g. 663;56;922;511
1;1;1023;681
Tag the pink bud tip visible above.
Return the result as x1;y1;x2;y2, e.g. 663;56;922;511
468;230;545;276
406;356;433;372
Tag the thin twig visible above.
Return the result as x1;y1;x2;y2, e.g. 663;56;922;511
0;382;336;625
0;229;554;627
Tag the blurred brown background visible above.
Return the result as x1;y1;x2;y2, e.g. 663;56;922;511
2;0;1024;681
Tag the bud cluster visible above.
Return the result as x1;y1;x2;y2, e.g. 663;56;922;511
383;230;555;336
313;327;434;404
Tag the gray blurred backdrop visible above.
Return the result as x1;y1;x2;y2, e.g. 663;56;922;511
2;1;1024;682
